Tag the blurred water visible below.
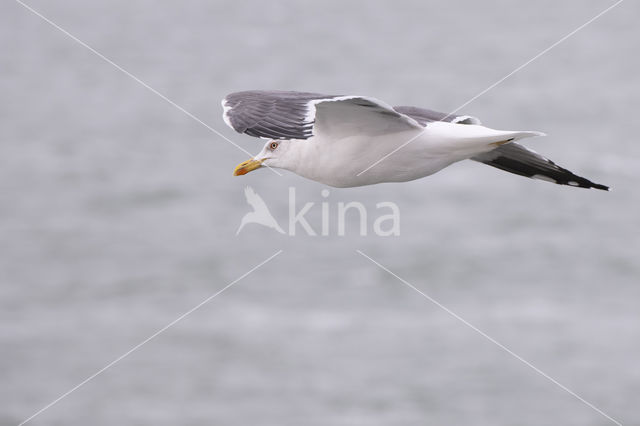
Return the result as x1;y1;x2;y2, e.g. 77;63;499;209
1;1;639;425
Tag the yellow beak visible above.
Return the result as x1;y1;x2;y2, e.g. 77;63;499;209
233;158;264;176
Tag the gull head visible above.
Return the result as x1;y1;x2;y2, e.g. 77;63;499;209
233;140;296;176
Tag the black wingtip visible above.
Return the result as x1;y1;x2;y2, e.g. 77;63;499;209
592;182;610;191
572;179;609;191
567;178;610;191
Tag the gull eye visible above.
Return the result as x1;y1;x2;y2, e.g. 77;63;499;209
269;142;279;150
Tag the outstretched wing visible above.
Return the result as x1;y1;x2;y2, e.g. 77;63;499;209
471;143;609;190
393;105;481;126
222;90;422;140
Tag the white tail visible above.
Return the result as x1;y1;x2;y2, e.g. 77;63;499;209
426;121;546;153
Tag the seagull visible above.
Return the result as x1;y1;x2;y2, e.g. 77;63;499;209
236;186;285;235
222;90;608;190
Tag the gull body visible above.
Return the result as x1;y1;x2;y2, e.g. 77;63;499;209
224;90;608;191
249;122;542;188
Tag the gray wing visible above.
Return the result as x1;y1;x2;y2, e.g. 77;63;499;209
471;143;609;190
223;91;335;140
393;105;481;126
222;90;421;140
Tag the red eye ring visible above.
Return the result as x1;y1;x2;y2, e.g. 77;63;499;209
270;142;279;150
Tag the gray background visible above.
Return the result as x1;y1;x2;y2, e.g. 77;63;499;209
1;0;638;425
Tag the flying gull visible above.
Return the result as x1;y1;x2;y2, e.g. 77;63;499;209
222;90;608;190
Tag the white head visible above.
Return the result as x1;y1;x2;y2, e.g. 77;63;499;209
233;139;299;176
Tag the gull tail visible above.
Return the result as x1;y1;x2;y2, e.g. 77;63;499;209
426;121;545;153
489;130;546;145
471;142;609;191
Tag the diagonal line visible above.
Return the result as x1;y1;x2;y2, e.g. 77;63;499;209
356;250;622;426
357;0;625;177
13;0;282;176
441;0;625;121
18;250;283;426
356;130;424;176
